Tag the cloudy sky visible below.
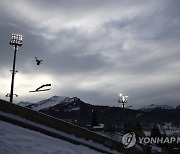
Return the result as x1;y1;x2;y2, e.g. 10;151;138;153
0;0;180;108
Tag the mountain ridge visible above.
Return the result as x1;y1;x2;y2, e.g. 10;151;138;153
139;104;174;112
23;96;70;110
18;96;180;132
18;95;180;110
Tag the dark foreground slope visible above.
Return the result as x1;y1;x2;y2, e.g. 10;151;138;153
0;99;144;154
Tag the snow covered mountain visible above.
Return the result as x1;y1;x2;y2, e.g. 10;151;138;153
176;105;180;109
139;104;173;112
26;96;80;111
17;96;180;133
18;101;32;107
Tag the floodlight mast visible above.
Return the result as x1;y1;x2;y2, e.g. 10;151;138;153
118;93;128;108
9;33;23;103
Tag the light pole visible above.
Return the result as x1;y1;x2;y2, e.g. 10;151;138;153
6;93;18;97
9;33;23;103
118;93;128;108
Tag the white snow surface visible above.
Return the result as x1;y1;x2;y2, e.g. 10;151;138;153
0;120;103;154
18;101;32;107
93;124;105;129
65;107;80;112
18;96;82;111
30;96;69;110
144;122;180;137
139;104;173;111
0;111;121;154
28;96;82;111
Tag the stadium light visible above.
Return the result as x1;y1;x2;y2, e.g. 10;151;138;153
9;33;23;103
118;93;128;108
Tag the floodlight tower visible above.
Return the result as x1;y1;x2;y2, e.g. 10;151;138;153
9;33;23;103
118;93;128;108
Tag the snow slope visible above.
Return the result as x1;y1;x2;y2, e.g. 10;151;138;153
27;96;69;110
0;111;121;154
18;101;32;107
0;120;103;154
139;104;173;111
25;96;82;111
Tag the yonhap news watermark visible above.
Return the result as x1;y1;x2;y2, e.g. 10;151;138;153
138;136;180;144
122;132;180;149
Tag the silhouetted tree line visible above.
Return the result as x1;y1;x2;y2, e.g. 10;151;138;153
123;121;144;137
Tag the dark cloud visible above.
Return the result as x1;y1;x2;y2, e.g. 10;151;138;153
0;0;180;108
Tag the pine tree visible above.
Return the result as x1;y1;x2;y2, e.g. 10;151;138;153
136;122;143;134
123;122;128;133
150;124;161;137
91;110;98;126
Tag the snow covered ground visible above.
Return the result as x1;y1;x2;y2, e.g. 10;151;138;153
0;120;103;154
0;111;121;154
144;122;180;137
